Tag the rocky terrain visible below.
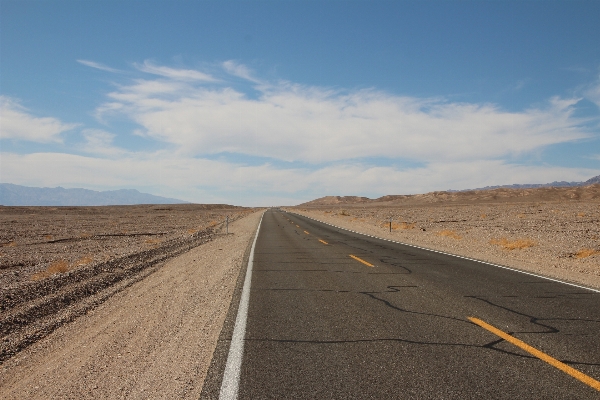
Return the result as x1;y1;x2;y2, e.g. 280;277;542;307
0;204;253;362
0;210;264;399
301;183;600;207
291;185;600;290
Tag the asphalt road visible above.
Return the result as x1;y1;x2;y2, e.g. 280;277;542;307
206;209;600;399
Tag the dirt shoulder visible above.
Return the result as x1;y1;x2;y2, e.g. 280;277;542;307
0;210;263;399
288;201;600;290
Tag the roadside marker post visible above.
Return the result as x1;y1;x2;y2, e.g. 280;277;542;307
389;217;392;233
226;216;229;234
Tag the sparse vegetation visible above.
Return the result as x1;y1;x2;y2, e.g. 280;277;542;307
574;248;599;259
490;238;535;250
339;210;350;216
31;260;70;281
380;221;416;230
73;255;93;266
437;230;462;239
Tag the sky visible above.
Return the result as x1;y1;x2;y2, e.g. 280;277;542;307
1;1;600;206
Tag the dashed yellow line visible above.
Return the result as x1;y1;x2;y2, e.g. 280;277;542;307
349;254;374;267
319;239;328;245
304;230;310;235
296;225;300;228
469;317;600;392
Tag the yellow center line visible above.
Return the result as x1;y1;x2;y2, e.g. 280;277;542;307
318;239;328;245
296;225;300;228
469;317;600;392
304;230;310;235
349;254;374;268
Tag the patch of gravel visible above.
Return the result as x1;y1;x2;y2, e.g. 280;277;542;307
0;210;264;399
289;201;600;290
0;204;252;289
0;205;253;362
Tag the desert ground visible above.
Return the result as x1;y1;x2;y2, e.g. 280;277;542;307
0;206;263;399
288;185;600;291
0;204;255;364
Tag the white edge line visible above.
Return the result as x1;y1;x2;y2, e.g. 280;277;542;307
285;211;600;294
219;212;264;400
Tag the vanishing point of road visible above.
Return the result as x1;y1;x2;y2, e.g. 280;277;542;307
203;209;600;399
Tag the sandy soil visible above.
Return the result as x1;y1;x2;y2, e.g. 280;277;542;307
0;205;254;363
288;201;600;290
0;210;263;399
0;204;251;288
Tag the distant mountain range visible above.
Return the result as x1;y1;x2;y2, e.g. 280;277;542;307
0;183;188;206
450;174;600;192
299;174;600;206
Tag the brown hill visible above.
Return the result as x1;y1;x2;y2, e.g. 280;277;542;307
301;195;372;206
299;184;600;207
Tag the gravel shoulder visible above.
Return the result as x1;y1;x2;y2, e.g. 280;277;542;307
289;201;600;290
0;210;263;399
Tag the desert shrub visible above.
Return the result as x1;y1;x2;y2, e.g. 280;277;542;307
339;210;350;216
73;255;93;266
31;259;70;281
574;248;599;259
490;238;535;250
437;230;462;240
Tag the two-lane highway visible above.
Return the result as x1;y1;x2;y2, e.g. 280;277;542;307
206;209;600;399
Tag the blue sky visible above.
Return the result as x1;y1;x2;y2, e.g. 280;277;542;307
1;1;600;206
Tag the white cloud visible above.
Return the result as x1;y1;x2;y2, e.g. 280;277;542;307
136;60;217;82
0;96;78;143
77;59;121;73
79;129;127;157
95;67;591;164
223;60;261;83
586;81;600;108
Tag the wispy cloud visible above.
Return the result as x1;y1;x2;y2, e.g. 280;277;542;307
136;60;217;82
0;96;78;143
223;60;261;83
77;59;121;73
79;129;127;157
585;76;600;109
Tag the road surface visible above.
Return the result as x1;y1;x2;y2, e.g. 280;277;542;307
204;209;600;399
